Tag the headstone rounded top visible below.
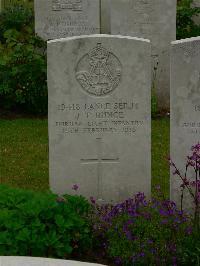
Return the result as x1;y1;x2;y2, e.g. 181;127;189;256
47;34;151;44
0;257;106;266
171;36;200;45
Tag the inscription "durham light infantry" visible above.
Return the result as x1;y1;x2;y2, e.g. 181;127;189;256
52;0;82;11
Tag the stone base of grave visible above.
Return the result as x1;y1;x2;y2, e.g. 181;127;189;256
0;257;106;266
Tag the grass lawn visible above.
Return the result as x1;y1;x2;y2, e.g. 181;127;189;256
0;117;170;196
151;117;170;197
0;119;49;191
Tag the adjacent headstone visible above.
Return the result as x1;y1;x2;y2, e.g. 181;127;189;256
48;35;151;203
192;0;200;25
109;0;176;110
170;37;200;210
0;257;106;266
34;0;100;40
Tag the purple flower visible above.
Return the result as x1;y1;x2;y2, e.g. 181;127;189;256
190;181;196;187
185;226;193;235
72;184;79;191
126;219;133;225
147;239;154;245
139;252;145;257
159;208;168;216
135;192;146;203
142;211;151;220
132;256;137;263
114;257;122;265
172;256;177;266
187;161;195;167
126;230;133;241
102;242;107;248
56;196;66;203
192;143;200;151
161;219;168;224
168;243;177;253
155;184;161;191
173;169;180;175
182;178;189;186
90;196;96;204
150;248;156;254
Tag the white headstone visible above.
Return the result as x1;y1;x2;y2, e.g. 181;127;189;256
170;37;200;210
109;0;176;110
34;0;100;40
0;257;105;266
48;35;151;203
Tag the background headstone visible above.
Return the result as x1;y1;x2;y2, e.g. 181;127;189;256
48;35;151;203
192;0;200;25
35;0;100;40
109;0;176;110
170;37;200;211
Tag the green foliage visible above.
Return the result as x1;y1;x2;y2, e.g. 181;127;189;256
177;230;200;265
151;61;158;118
0;4;32;36
0;185;92;258
0;5;47;114
177;0;200;39
105;206;188;265
1;0;33;12
92;193;190;265
151;118;170;198
151;91;158;118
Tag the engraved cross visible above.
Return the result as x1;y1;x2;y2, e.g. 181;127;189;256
81;138;119;200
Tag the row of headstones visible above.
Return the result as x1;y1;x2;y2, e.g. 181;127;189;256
34;0;200;211
48;33;200;212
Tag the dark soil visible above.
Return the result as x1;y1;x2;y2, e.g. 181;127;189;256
70;248;114;266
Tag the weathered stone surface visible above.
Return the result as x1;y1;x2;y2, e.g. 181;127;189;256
170;37;200;211
0;257;106;266
110;0;176;110
34;0;100;40
48;35;151;203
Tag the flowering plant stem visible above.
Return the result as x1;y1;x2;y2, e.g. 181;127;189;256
170;143;200;229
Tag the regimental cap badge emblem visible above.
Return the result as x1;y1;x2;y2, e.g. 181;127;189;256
75;43;122;97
